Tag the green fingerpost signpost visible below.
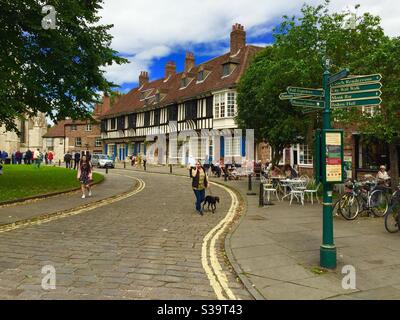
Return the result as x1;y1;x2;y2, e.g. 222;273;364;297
279;64;383;269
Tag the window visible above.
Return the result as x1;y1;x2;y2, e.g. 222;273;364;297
71;124;77;131
110;118;116;130
59;139;63;145
223;64;230;76
181;77;188;88
227;92;236;117
299;144;313;165
362;106;379;117
95;137;102;147
86;124;92;131
225;137;241;157
46;138;54;147
75;137;82;147
214;94;220;119
214;92;236;119
198;71;205;82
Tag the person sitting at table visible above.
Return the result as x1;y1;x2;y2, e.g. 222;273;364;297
376;165;390;187
270;165;282;178
284;164;298;179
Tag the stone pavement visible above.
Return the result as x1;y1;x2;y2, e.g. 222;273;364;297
116;164;400;300
222;179;400;300
0;169;250;300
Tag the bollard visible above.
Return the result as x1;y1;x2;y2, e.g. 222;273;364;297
259;182;264;206
59;160;61;167
170;164;172;174
247;174;256;195
124;161;126;169
224;168;227;181
106;167;108;174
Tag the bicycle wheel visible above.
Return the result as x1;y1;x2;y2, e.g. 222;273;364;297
384;210;399;233
370;190;389;217
339;193;360;220
332;199;341;216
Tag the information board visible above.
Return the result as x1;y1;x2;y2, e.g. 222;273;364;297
323;130;344;184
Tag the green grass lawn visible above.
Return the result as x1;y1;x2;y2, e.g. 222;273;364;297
0;165;104;203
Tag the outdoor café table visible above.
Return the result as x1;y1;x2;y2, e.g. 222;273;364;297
281;179;307;202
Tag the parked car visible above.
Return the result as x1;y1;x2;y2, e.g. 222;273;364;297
91;154;115;168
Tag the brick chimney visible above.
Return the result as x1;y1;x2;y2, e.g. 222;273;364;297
230;23;246;55
102;94;111;114
165;61;176;79
139;71;149;87
184;52;195;72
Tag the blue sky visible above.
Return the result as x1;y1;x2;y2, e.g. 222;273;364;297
99;0;399;94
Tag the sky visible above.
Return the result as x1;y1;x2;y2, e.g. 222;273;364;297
99;0;400;93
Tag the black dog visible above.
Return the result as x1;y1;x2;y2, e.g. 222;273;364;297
202;196;220;213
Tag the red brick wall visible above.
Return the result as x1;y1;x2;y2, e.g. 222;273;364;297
65;123;102;154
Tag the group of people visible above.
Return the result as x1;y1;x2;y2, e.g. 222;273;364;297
129;154;147;170
0;149;54;168
63;151;91;170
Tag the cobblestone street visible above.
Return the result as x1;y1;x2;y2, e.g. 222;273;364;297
0;170;250;300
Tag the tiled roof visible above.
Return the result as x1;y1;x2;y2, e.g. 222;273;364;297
100;45;263;118
42;119;94;138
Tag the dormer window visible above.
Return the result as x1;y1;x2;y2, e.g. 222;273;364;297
155;93;161;103
223;64;231;77
198;71;205;82
181;77;188;88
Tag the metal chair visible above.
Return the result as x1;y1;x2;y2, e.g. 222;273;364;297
305;181;321;204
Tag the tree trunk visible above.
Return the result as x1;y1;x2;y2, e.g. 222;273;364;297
271;146;283;167
389;143;399;190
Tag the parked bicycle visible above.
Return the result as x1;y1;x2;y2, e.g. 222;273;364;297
384;184;400;233
338;179;389;220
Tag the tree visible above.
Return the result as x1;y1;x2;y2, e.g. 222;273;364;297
237;0;400;184
236;46;311;166
0;0;127;132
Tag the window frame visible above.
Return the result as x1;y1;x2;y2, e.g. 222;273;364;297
95;137;102;147
75;137;82;147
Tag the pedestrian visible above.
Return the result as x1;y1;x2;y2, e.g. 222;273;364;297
11;151;16;164
48;151;54;165
0;162;3;175
74;151;81;170
16;150;22;164
33;149;42;168
77;155;93;199
189;160;209;216
44;152;48;165
1;150;8;164
64;151;72;169
131;154;136;166
26;149;32;164
143;154;147;170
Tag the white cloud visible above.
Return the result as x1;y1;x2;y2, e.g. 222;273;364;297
99;0;400;86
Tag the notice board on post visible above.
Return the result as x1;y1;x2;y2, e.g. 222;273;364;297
323;129;344;184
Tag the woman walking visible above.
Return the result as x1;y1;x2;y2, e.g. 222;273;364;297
77;155;93;199
190;161;209;216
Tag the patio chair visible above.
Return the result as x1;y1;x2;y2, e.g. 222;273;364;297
289;179;307;205
263;183;280;203
305;182;321;204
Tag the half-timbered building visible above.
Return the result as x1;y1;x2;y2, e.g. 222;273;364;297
100;24;263;164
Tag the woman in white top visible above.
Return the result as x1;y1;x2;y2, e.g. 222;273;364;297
376;165;390;187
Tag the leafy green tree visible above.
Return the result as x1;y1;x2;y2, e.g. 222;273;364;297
237;0;400;184
236;46;311;165
0;0;127;132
